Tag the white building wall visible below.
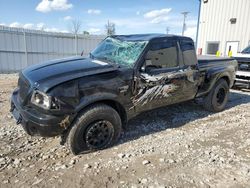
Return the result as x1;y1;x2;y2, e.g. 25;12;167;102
197;0;250;56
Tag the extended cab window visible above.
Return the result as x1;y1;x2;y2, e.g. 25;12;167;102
145;40;178;69
180;40;197;66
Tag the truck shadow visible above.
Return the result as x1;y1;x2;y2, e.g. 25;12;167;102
119;90;250;144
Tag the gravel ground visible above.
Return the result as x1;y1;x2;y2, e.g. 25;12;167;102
0;74;250;188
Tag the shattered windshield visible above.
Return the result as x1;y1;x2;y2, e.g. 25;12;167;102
91;37;148;68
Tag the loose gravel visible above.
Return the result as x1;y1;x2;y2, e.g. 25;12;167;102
0;74;250;188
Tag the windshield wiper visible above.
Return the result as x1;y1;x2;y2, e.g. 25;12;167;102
99;56;121;68
90;54;121;68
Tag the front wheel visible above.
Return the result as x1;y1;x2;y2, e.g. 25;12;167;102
203;79;229;112
67;104;122;155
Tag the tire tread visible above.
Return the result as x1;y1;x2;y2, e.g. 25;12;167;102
203;79;229;112
67;103;122;155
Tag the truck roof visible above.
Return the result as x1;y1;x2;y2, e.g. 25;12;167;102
111;34;192;42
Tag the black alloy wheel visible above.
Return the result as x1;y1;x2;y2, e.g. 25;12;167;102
216;88;226;105
203;79;229;112
67;104;122;155
85;120;114;149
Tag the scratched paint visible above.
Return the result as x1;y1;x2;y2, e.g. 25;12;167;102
132;73;179;107
132;84;179;106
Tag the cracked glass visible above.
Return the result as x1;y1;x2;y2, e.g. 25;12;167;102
91;37;148;68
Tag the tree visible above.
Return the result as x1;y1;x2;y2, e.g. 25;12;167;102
69;19;82;35
83;31;90;35
105;20;115;36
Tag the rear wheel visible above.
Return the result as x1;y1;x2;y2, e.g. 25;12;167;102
203;79;229;112
67;104;122;155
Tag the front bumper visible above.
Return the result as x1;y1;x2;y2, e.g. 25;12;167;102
235;71;250;88
10;89;67;137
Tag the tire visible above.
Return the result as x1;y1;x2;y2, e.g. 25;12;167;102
67;104;122;155
203;79;229;112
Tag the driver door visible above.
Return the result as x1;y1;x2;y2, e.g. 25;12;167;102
132;39;186;113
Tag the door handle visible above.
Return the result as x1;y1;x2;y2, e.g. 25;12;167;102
190;65;198;70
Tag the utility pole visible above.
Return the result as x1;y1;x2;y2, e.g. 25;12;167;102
181;12;189;36
196;0;202;47
105;20;116;36
166;27;170;34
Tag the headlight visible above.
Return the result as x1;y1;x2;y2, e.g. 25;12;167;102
31;90;51;109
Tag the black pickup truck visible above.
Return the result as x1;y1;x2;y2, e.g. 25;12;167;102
10;34;237;154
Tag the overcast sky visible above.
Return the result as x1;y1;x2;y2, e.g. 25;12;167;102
0;0;199;39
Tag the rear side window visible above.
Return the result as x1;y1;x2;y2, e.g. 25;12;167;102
180;40;197;66
145;40;178;68
180;40;195;51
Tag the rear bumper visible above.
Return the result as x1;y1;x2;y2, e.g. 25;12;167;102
10;89;67;137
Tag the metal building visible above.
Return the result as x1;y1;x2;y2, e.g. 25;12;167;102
197;0;250;56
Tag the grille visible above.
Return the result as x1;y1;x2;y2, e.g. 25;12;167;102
238;62;250;71
18;74;30;102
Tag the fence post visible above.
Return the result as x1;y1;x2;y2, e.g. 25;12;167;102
23;30;28;67
75;34;78;56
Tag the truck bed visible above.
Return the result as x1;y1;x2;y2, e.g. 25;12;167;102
197;55;235;72
195;55;237;97
197;55;234;63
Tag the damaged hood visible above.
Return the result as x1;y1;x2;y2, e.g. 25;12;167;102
22;56;118;92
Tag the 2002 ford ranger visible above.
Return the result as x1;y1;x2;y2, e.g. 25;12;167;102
10;34;237;154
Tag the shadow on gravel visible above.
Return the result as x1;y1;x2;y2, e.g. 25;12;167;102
119;90;250;144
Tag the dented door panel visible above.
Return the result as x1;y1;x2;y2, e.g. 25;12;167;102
132;68;186;112
180;66;200;100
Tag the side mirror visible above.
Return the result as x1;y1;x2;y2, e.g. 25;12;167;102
141;66;146;72
145;59;152;66
140;59;153;72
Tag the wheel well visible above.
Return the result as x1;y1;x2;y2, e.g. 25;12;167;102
60;100;127;145
83;100;127;128
219;76;230;86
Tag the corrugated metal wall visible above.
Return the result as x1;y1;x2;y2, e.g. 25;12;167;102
0;26;105;73
197;0;250;56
